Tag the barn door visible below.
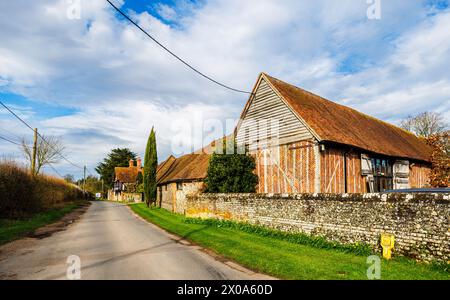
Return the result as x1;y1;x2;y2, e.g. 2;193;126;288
393;160;410;190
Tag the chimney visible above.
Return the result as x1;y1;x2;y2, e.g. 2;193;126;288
137;158;142;169
129;159;134;168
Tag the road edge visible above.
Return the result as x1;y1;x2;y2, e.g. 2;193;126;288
125;203;276;280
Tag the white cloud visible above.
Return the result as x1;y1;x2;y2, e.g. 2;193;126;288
155;4;178;21
39;99;234;172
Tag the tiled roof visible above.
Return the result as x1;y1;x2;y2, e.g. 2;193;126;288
115;166;142;184
157;154;209;185
263;74;432;162
156;155;176;182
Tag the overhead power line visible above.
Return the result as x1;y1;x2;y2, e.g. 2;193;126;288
105;0;252;95
0;126;25;140
0;100;85;171
48;163;64;178
0;101;35;131
0;134;20;146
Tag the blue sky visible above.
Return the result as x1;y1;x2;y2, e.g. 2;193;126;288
0;0;449;179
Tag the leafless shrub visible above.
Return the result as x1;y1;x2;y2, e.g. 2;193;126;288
400;112;447;138
21;135;65;175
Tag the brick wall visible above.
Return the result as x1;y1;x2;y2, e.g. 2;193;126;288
186;193;449;262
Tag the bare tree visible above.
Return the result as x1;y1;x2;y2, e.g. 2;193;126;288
21;135;65;175
64;174;75;183
400;112;447;138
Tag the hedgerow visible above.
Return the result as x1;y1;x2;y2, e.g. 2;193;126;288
0;160;84;218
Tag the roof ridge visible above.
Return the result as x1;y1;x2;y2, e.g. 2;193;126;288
157;155;177;183
157;152;210;185
264;73;425;144
157;155;175;171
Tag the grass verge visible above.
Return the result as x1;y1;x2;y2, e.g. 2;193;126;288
130;204;449;280
0;202;83;245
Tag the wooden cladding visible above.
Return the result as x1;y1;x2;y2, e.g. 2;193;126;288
410;163;431;188
252;142;431;194
251;141;317;194
345;152;367;193
236;78;313;148
321;148;348;193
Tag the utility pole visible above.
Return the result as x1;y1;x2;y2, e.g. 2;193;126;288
31;128;38;175
83;166;86;194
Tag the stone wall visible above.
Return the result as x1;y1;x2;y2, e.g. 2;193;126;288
159;183;177;212
186;193;450;262
158;181;204;214
107;190;143;203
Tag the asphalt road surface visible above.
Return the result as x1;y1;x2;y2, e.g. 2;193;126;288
0;201;273;280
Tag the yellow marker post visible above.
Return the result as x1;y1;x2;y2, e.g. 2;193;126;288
381;234;395;260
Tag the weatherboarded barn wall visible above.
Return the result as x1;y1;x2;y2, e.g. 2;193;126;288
186;193;450;262
236;78;314;148
410;163;431;188
321;148;368;194
250;141;319;194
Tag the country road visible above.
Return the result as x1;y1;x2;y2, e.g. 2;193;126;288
0;201;272;280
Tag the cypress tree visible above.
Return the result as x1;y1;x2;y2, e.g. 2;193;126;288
144;127;158;207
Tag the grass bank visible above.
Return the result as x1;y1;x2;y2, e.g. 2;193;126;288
0;202;83;245
130;204;449;280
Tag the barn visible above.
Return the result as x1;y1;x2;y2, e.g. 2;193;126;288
157;72;433;206
235;73;432;194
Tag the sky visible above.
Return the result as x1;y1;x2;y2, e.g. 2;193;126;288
0;0;449;179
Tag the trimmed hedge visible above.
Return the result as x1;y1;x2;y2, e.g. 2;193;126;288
0;161;84;218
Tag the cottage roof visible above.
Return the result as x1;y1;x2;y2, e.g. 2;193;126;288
114;166;142;184
157;155;176;182
260;73;432;162
157;153;209;185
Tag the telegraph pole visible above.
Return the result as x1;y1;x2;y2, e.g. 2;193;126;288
31;128;38;175
83;166;86;194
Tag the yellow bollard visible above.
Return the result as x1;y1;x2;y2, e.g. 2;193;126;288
381;234;395;260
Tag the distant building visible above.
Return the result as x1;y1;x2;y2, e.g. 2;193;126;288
156;154;209;214
108;158;144;202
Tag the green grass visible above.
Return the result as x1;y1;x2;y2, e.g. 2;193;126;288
130;204;450;280
0;203;81;245
185;218;373;256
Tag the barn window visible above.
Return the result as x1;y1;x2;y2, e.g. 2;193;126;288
374;158;393;192
362;155;394;192
177;182;183;190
